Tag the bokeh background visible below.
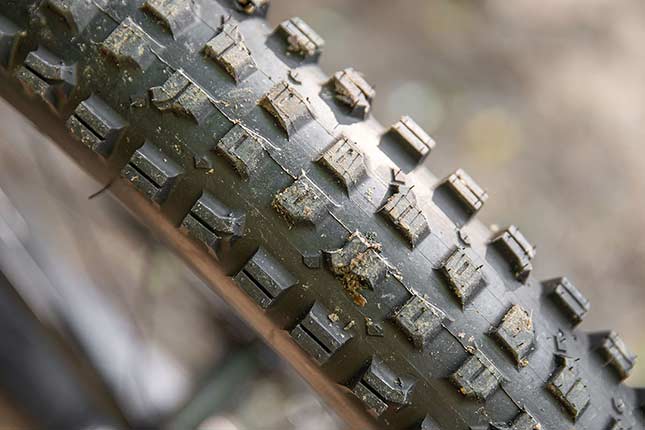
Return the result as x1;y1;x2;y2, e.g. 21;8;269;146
0;1;643;429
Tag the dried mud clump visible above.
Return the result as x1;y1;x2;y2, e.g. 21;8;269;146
325;231;388;306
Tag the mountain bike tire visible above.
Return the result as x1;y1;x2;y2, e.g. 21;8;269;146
0;1;642;429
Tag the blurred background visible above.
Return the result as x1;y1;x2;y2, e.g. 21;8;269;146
1;0;644;429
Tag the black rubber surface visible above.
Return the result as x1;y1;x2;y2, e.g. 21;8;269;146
0;1;643;429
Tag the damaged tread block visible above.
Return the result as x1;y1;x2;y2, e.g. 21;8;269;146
440;247;485;306
547;355;591;421
216;123;265;178
389;116;435;164
141;0;196;37
494;304;535;367
543;277;590;326
393;295;447;351
380;187;430;247
66;95;127;157
120;141;182;205
15;47;76;112
180;192;246;256
41;0;100;33
325;231;388;291
234;247;296;309
290;302;352;364
318;136;367;191
260;81;314;138
102;17;162;71
489;225;535;283
277;17;324;60
150;70;215;124
591;331;637;380
203;21;257;82
349;357;413;417
330;68;375;119
273;175;331;225
451;350;506;401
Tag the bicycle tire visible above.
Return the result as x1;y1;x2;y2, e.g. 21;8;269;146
0;1;642;429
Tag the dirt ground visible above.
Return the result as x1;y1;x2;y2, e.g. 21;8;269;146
269;0;645;385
